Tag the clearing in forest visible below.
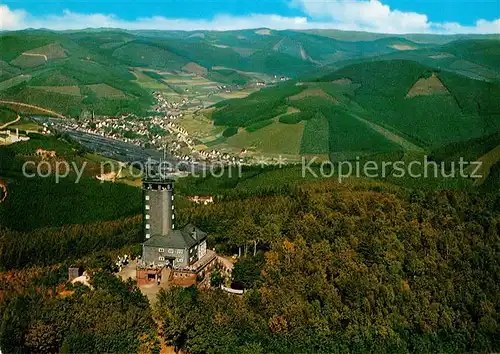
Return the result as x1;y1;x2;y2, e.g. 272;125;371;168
288;87;339;103
406;73;450;98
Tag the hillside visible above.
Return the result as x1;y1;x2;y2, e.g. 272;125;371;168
159;180;500;353
1;29;487;117
208;59;500;163
0;133;142;231
320;39;500;83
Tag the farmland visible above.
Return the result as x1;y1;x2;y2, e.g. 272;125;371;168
204;57;499;185
0;30;497;189
215;118;306;156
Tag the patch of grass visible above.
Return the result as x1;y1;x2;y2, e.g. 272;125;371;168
0;175;141;231
29;71;79;86
430;130;500;164
207;69;253;85
86;84;126;98
10;54;46;68
112;42;187;70
25;43;67;59
221;120;305;155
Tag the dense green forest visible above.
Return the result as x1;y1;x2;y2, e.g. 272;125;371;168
0;270;158;353
162;180;500;353
0;133;142;231
0;172;499;352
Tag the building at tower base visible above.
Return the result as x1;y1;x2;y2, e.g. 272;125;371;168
136;163;217;287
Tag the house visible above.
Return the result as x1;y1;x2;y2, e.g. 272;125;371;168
136;161;216;286
189;195;214;205
141;224;207;268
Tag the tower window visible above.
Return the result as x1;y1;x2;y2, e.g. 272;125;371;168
168;249;174;254
159;256;165;261
159;248;164;253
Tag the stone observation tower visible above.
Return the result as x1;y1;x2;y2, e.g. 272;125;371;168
137;160;217;286
142;160;175;239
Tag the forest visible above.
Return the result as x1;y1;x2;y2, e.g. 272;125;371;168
0;176;498;353
0;270;158;353
0;131;499;352
158;179;500;353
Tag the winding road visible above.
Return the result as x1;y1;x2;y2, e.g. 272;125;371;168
0;114;20;131
0;100;66;119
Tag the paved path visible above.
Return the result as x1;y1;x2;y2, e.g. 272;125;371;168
0;100;66;119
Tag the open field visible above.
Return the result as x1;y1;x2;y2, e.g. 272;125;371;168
406;73;450;98
24;43;67;59
86;83;126;98
176;113;224;140
0;100;66;118
215;118;305;155
10;54;46;68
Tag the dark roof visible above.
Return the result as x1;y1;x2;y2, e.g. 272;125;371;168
143;224;207;249
182;224;207;242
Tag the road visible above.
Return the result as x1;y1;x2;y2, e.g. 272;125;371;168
0;100;66;119
0;115;20;130
20;53;48;61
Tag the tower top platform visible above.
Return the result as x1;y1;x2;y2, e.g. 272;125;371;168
143;158;175;182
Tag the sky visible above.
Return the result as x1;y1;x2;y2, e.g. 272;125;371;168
0;0;499;34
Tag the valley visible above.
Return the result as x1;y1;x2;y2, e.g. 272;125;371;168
0;25;499;354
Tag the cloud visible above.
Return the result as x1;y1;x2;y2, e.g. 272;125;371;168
0;6;313;31
0;2;499;34
0;4;27;29
291;0;431;33
293;0;500;34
